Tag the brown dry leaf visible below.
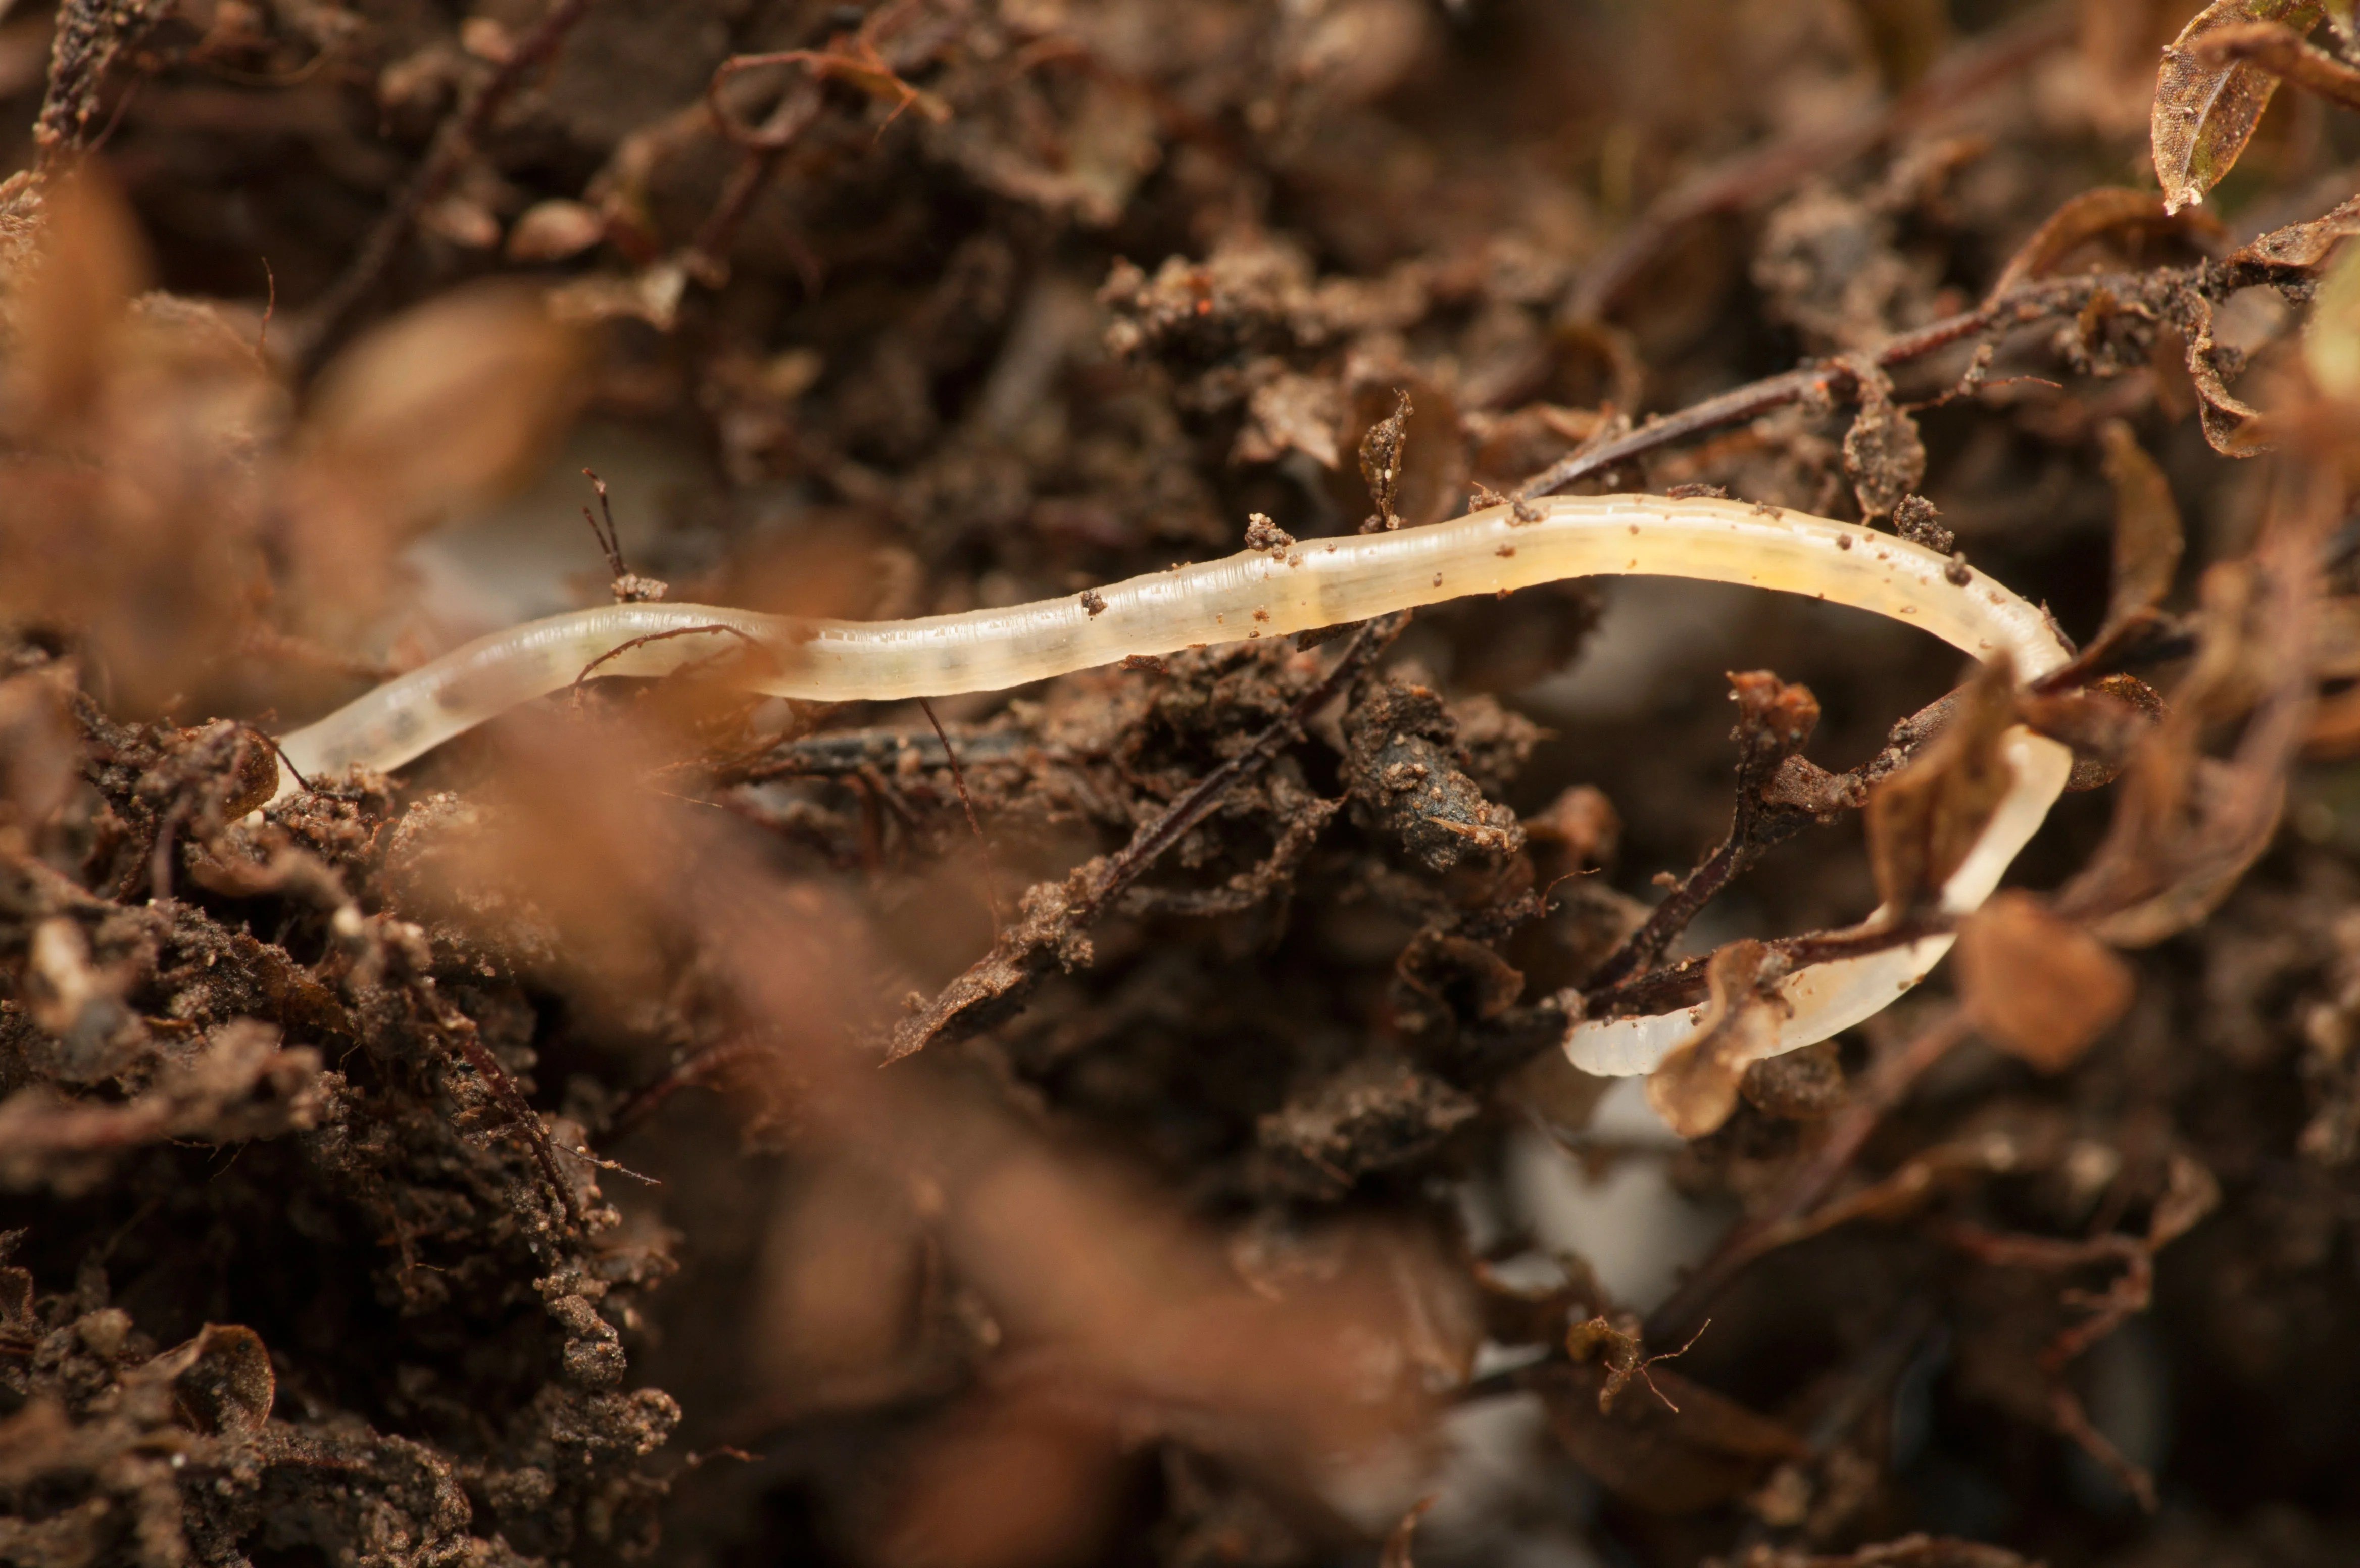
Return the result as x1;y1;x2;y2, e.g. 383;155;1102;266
2151;1;2324;215
874;1393;1124;1568
1645;940;1790;1139
2019;674;2166;791
3;164;148;432
2230;192;2360;267
1986;188;2222;302
2179;288;2277;455
0;669;77;833
283;282;588;631
2060;468;2330;942
149;1324;275;1437
1863;655;2019;915
1520;1356;1805;1514
2098;419;2186;633
1954;892;2133;1072
2188;17;2360;112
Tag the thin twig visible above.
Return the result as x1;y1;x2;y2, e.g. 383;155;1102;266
570;623;764;691
1517;293;2014;500
920;695;1004;935
441;1001;587;1230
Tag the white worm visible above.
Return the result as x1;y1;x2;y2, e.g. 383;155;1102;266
276;494;2072;1076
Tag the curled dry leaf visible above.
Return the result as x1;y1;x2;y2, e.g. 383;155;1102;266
2060;472;2331;944
1645;940;1790;1139
2020;674;2167;792
1863;655;2020;916
2098;421;2186;630
1986;188;2222;302
0;669;77;830
2230;192;2360;268
1953;892;2133;1073
2;163;148;432
2179;288;2277;455
2151;1;2324;215
283;282;589;634
1519;1352;1805;1514
149;1323;275;1437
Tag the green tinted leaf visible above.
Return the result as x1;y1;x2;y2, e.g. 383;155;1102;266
2151;0;2325;214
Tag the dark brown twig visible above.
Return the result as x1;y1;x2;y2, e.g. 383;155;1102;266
570;624;765;692
580;468;627;581
439;1000;586;1230
1517;292;2013;500
1586;672;1825;989
919;695;1004;935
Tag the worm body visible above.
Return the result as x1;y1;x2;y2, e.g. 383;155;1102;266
277;494;2074;1077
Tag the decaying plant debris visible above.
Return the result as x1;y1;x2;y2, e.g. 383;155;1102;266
9;0;2360;1564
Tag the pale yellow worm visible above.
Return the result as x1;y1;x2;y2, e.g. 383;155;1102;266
276;495;2072;1076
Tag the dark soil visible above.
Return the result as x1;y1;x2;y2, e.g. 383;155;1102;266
6;3;2360;1566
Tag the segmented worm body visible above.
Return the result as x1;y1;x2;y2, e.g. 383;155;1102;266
277;494;2073;1077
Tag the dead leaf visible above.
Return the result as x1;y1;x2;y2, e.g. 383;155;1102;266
2151;1;2325;215
2178;288;2277;455
297;281;586;523
2188;17;2360;114
2059;467;2331;943
2019;674;2166;791
149;1324;275;1437
2098;419;2186;635
1520;1355;1805;1514
0;669;77;831
1645;940;1790;1139
2230;192;2360;268
1987;188;2223;302
1954;892;2133;1072
284;282;588;630
4;162;148;433
1863;655;2020;915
